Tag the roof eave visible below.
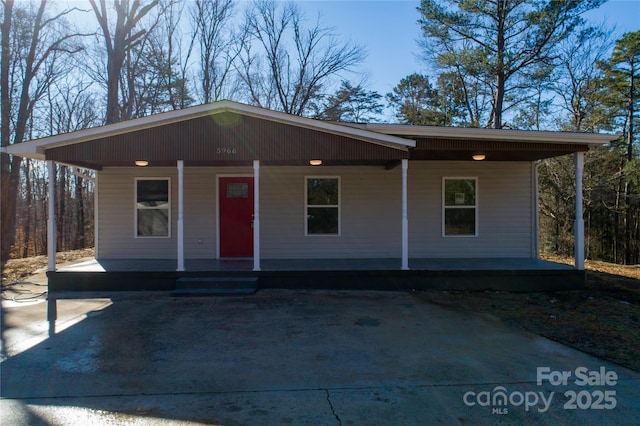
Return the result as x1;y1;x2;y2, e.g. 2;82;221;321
365;124;619;146
3;143;46;160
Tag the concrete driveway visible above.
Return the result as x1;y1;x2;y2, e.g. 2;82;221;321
1;289;639;425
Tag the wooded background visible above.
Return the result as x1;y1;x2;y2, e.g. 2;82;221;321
1;0;638;265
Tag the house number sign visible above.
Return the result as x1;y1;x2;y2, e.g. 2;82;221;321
216;147;237;154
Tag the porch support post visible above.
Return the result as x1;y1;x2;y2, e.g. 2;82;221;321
253;160;261;271
574;152;585;270
47;160;56;271
401;159;409;270
177;160;185;271
532;161;540;259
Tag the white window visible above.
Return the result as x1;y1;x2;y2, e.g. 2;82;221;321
135;178;170;237
443;177;477;237
306;177;340;235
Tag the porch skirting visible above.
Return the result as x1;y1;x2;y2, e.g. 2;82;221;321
47;258;584;292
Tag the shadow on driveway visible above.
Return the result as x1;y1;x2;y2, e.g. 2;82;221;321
2;290;639;425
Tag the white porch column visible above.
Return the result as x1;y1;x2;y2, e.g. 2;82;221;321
253;160;261;271
401;159;409;270
177;160;185;271
47;161;56;271
574;152;585;270
532;161;540;259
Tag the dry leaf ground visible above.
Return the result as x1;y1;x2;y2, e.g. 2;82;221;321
419;255;639;372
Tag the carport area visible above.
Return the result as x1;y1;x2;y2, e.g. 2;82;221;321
1;290;639;425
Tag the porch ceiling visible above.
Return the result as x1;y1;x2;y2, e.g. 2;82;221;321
44;129;591;170
410;138;590;161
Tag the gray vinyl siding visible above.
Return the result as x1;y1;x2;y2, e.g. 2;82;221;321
98;167;177;259
183;168;219;258
97;166;252;259
96;162;532;260
409;161;532;258
260;166;402;259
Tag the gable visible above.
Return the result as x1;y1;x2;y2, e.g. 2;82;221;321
45;112;409;169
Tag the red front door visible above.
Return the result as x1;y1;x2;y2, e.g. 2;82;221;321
219;177;254;257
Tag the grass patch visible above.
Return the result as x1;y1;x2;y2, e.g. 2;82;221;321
1;248;95;284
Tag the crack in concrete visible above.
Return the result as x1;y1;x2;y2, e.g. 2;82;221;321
325;389;342;426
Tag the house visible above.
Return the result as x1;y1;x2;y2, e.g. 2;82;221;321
2;100;617;292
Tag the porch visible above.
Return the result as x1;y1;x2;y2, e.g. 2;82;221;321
48;257;583;292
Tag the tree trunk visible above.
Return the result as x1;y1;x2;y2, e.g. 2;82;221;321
614;174;622;264
624;60;635;264
1;155;22;260
22;159;32;257
0;0;13;262
492;0;505;129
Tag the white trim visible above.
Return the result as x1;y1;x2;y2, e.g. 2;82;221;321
47;161;56;272
532;161;540;258
574;152;585;270
134;177;172;238
305;176;341;237
401;159;409;270
365;124;618;146
94;171;99;259
216;173;255;260
253;160;261;271
442;177;478;238
177;161;185;271
73;167;96;183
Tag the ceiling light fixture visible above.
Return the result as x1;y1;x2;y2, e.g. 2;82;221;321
472;153;486;161
135;160;149;167
309;159;322;166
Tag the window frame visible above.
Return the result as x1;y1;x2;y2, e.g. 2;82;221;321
442;177;478;237
305;176;341;236
134;177;171;238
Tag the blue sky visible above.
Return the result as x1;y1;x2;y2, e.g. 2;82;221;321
293;0;640;106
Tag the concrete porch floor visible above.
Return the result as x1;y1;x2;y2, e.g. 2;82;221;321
57;257;576;272
47;257;584;292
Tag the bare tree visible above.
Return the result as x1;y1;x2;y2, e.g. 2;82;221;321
88;0;160;124
145;0;193;111
1;0;83;262
238;0;365;116
552;25;614;132
190;0;239;103
46;77;98;251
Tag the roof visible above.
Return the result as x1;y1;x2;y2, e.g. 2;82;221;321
2;100;618;168
363;124;616;146
339;123;617;162
3;101;413;160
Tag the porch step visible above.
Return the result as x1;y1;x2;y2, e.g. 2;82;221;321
172;277;257;296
